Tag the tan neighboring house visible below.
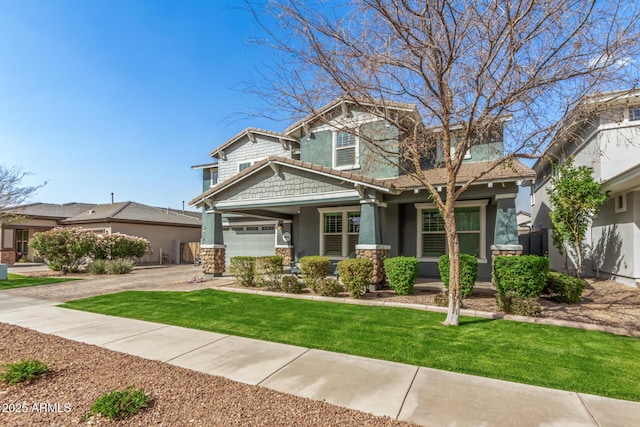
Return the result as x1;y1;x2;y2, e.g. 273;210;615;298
0;201;201;265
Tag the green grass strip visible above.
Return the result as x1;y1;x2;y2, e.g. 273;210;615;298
0;273;78;290
61;289;640;401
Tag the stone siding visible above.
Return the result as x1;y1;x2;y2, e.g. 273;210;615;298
275;247;294;267
201;246;226;277
0;249;16;265
356;247;389;287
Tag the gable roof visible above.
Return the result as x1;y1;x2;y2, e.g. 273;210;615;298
62;202;201;227
189;156;396;207
209;128;299;159
284;97;419;137
190;156;534;208
1;202;96;219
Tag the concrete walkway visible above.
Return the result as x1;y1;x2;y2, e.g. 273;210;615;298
2;271;640;426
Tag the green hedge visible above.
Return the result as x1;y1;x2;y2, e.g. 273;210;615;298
229;256;256;287
543;271;587;304
255;256;283;288
280;275;304;294
383;256;418;296
300;256;330;286
438;254;478;299
493;255;549;298
337;258;373;298
313;278;342;297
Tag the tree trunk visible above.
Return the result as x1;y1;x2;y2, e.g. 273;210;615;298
443;203;461;326
574;239;582;279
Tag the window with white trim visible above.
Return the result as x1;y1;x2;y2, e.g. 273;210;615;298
15;229;28;256
333;131;359;169
629;107;640;122
319;207;361;256
238;162;252;172
615;193;627;213
416;201;487;260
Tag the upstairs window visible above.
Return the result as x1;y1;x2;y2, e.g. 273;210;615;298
333;131;359;169
629;107;640;122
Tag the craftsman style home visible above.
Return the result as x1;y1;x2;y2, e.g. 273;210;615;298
191;99;535;284
531;90;640;287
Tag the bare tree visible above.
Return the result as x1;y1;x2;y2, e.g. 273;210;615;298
248;0;640;325
0;165;43;223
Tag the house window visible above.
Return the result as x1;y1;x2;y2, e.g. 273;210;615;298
415;201;487;260
211;169;218;187
615;193;627;213
238;162;252;172
319;207;361;256
15;229;29;257
629;107;640;122
333;131;359;169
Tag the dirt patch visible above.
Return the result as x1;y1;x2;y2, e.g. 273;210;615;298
0;323;411;426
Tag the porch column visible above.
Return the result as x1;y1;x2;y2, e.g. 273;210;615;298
275;221;294;266
356;198;390;289
201;210;225;277
491;194;522;283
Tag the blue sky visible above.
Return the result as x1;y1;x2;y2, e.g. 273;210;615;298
0;0;278;211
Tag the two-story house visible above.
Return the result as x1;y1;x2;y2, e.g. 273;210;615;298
191;98;535;284
531;89;640;287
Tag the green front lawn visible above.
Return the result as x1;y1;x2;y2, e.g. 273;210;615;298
61;289;640;401
0;273;78;290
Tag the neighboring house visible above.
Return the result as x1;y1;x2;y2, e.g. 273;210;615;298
0;201;201;265
191;98;535;283
517;211;532;235
531;89;640;286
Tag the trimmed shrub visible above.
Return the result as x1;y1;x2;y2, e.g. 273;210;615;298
300;256;330;286
313;278;342;297
1;359;49;385
337;258;373;298
229;256;256;287
493;255;549;298
95;233;150;260
383;256;418;296
496;292;542;316
82;386;152;421
87;259;108;275
105;258;135;275
438;254;478;299
543;271;587;304
433;291;449;307
255;256;283;288
31;227;97;273
280;275;303;294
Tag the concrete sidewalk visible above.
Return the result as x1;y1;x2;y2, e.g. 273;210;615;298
0;294;639;426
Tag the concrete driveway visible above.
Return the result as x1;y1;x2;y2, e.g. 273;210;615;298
4;264;233;302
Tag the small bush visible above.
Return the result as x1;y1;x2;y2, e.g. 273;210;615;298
337;258;373;298
493;255;549;299
300;256;330;286
280;275;303;294
105;258;135;275
255;256;283;288
496;292;541;316
313;278;342;297
82;386;152;421
87;259;108;275
229;256;256;287
383;256;418;296
438;254;478;299
1;359;49;385
543;271;587;304
433;291;449;307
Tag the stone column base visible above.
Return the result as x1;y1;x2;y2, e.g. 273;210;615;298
201;245;226;277
355;244;390;289
275;246;294;267
491;244;523;285
0;249;16;265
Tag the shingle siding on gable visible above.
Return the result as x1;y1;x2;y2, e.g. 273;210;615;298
218;134;292;183
216;167;352;203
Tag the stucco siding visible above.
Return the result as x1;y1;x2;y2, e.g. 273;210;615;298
111;223;201;265
598;125;640;182
300;130;333;167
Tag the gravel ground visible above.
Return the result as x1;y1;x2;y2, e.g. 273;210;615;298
0;323;412;427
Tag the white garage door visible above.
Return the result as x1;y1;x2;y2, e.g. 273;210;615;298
223;224;276;264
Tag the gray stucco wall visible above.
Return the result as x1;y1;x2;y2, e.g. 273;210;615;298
300;130;333;168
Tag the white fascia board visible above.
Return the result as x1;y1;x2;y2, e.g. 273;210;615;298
214;190;361;210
